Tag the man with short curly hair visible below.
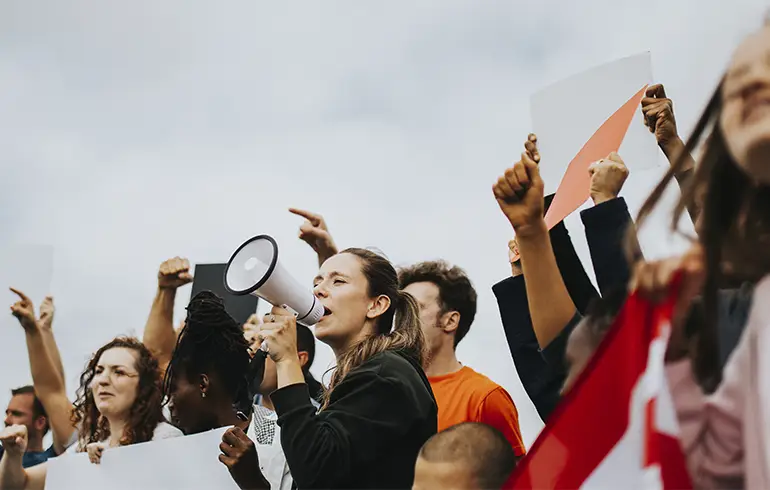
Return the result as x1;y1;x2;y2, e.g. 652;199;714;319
399;261;525;460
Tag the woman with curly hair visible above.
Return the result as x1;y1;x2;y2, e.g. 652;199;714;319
0;337;181;490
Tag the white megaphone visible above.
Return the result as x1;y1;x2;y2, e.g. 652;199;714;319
224;235;325;327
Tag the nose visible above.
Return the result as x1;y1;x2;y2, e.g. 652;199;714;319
314;283;329;299
4;414;11;427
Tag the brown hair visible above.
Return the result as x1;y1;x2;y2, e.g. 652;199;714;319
72;337;165;450
322;248;427;408
10;386;49;436
636;80;770;392
398;260;478;347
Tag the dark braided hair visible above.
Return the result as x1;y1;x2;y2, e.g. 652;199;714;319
163;291;252;414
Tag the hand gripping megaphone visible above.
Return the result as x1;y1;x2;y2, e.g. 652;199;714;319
223;235;325;327
224;235;325;420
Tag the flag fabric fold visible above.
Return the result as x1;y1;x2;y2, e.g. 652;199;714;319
509;288;692;489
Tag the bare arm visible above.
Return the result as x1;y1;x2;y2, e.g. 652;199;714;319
142;288;178;372
10;289;74;455
661;137;699;222
641;84;699;222
24;328;75;455
142;257;192;372
0;426;46;490
37;296;65;387
517;221;577;348
493;135;577;349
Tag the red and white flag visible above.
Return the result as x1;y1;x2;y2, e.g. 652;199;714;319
509;289;692;489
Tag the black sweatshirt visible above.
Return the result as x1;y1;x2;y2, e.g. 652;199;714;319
272;349;438;489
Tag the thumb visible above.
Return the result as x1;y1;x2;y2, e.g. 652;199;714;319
607;152;623;164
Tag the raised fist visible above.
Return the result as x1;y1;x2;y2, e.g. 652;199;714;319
39;295;55;330
493;134;545;238
0;424;28;457
588;152;629;205
158;257;193;290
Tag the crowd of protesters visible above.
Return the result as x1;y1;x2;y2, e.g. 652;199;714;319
2;21;770;490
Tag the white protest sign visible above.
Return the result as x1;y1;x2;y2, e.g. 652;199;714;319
531;52;658;196
45;427;239;490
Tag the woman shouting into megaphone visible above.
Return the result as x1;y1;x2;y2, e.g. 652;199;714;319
255;248;437;489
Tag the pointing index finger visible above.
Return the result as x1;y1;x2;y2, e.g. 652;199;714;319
289;208;321;226
9;288;31;303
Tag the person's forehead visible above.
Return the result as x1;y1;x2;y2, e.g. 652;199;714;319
97;347;138;368
8;393;34;411
728;28;770;78
318;253;364;278
403;281;441;304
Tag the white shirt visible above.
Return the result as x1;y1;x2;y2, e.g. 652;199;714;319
65;422;182;454
248;397;320;490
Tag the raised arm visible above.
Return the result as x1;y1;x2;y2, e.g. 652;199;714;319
641;84;699;221
10;289;74;455
289;208;339;267
581;152;642;295
142;257;192;372
493;145;577;349
36;297;65;387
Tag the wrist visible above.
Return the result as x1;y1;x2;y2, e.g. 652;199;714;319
512;219;547;240
275;355;300;367
660;136;684;158
590;192;617;206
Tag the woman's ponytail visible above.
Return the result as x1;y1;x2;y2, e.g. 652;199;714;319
320;248;427;409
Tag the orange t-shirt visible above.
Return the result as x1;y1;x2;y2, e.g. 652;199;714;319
429;366;526;456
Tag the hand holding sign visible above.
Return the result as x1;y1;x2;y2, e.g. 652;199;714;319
641;84;680;151
219;427;269;490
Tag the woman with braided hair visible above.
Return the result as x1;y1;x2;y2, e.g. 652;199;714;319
163;291;286;490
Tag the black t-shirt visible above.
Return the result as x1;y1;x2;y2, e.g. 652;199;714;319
0;444;57;468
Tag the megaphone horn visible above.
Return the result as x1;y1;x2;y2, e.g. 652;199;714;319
223;235;325;327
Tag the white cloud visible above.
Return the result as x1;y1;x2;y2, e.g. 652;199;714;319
1;0;767;447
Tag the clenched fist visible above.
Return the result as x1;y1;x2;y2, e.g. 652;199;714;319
158;257;193;290
0;424;28;457
588;152;629;205
38;296;55;330
493;134;545;239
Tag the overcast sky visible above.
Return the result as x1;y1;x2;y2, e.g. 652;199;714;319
1;1;767;446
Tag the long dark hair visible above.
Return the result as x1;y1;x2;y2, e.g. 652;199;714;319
636;80;770;392
322;248;427;408
71;337;165;451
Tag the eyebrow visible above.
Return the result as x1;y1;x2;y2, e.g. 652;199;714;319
313;271;347;283
726;63;751;82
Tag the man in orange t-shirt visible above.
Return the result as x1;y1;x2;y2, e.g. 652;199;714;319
400;261;526;458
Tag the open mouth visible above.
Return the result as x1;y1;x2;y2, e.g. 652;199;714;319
321;306;332;319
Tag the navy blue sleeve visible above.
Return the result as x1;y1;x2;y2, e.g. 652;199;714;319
580;197;640;296
541;311;583;375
